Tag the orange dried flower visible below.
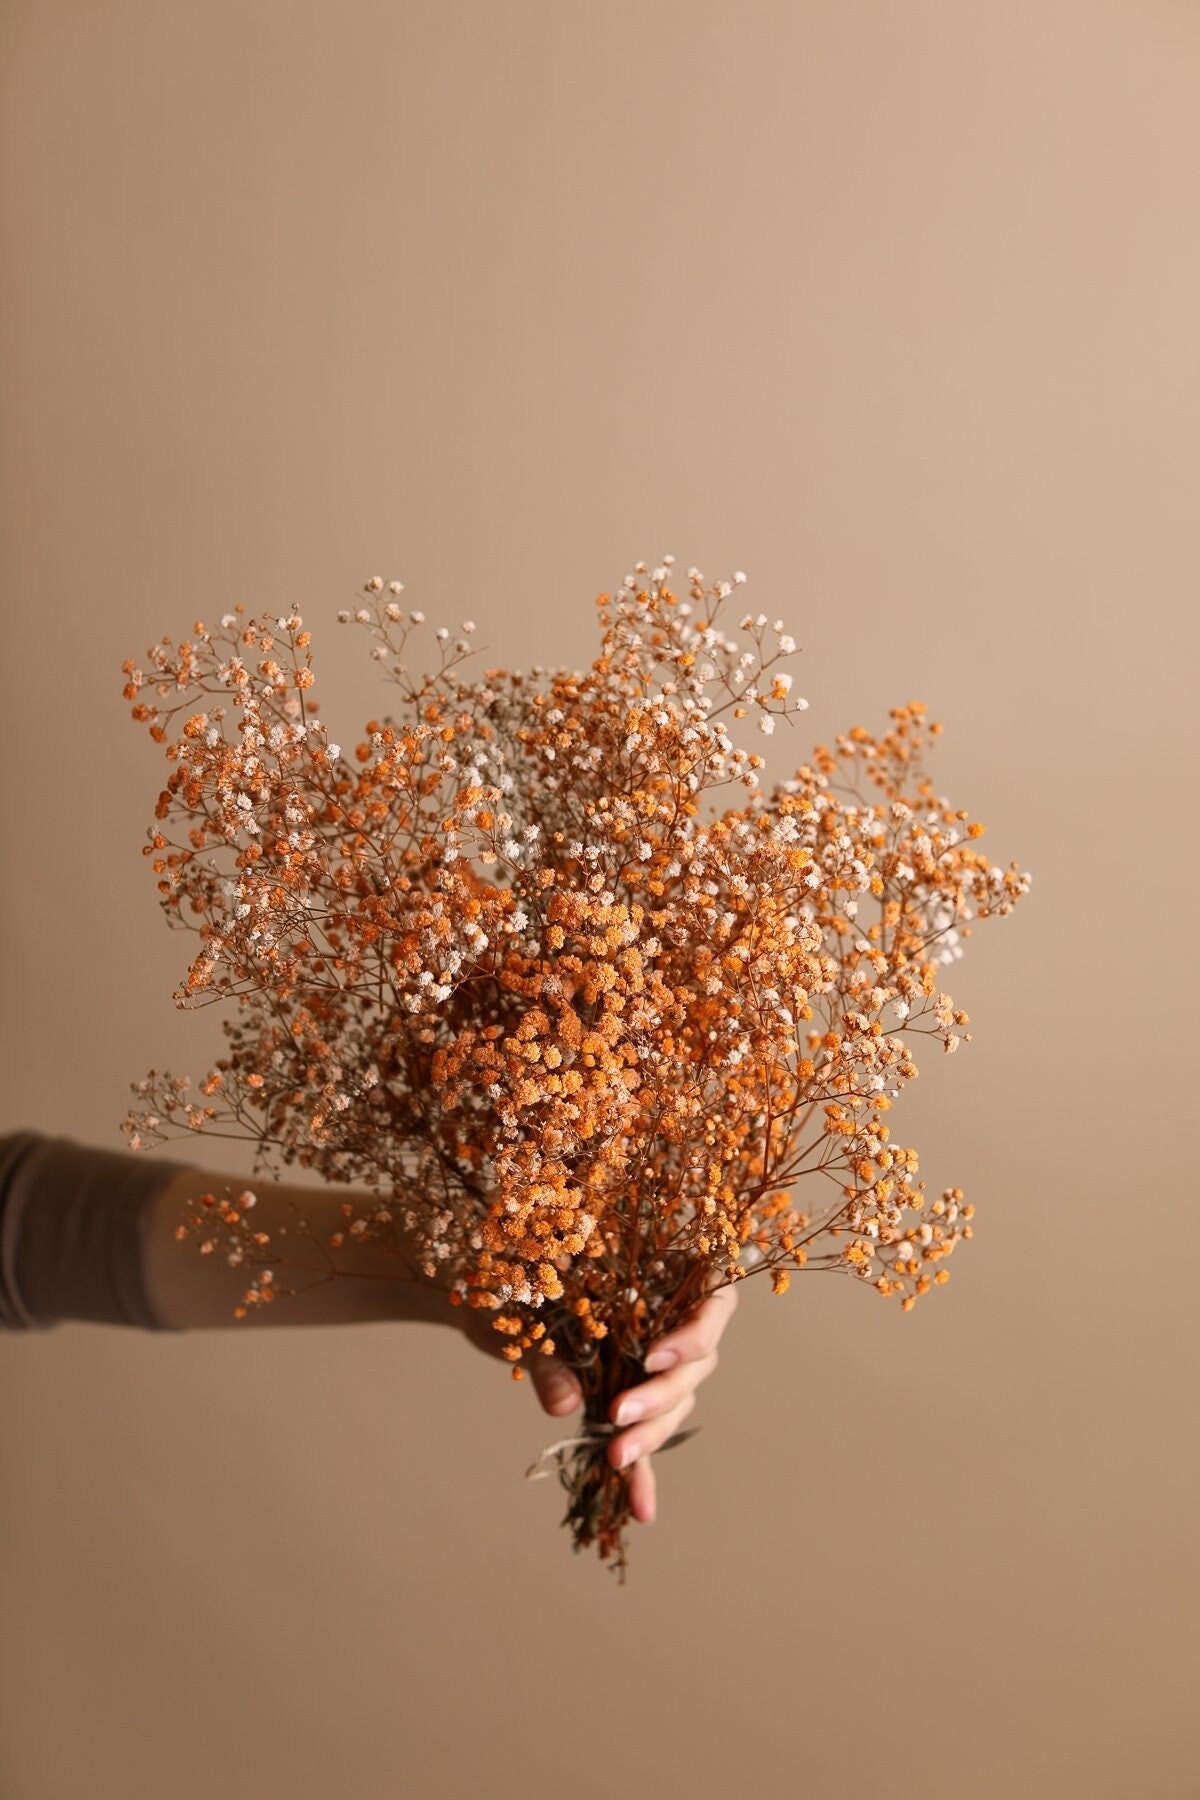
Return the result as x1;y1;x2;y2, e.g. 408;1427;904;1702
122;557;1031;1580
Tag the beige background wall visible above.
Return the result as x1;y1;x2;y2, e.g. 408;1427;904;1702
2;4;1197;1796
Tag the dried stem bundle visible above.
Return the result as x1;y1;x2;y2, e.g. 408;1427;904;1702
122;557;1031;1576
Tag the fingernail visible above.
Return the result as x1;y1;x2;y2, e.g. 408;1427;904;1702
644;1348;677;1374
618;1437;640;1468
614;1396;644;1427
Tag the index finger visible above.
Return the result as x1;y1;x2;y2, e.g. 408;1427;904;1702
643;1278;739;1373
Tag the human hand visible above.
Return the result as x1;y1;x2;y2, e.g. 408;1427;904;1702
447;1291;588;1414
602;1279;739;1526
449;1274;739;1526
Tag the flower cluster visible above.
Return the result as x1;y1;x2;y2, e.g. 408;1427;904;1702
122;557;1031;1571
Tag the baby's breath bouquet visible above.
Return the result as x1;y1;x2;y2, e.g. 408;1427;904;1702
122;558;1031;1577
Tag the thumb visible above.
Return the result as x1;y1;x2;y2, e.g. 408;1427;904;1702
530;1350;583;1417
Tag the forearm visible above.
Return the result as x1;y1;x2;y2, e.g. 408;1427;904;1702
144;1164;454;1330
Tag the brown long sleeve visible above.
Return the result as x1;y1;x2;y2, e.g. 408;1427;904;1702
0;1131;187;1331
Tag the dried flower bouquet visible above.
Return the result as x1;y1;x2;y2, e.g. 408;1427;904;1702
122;557;1031;1577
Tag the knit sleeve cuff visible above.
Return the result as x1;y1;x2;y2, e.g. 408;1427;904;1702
0;1131;188;1331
